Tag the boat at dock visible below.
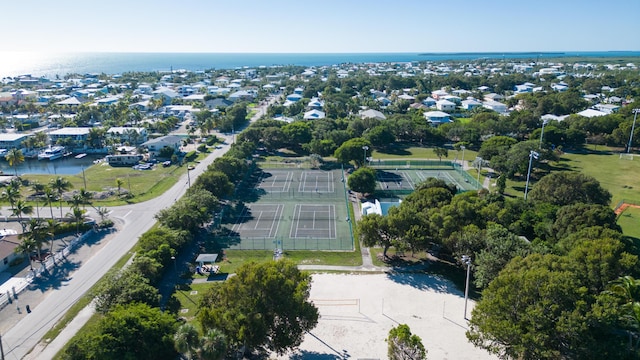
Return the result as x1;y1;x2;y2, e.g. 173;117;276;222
75;153;87;159
38;146;67;161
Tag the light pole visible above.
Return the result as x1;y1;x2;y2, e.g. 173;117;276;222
524;150;539;200
628;109;640;154
539;119;549;149
462;255;471;320
362;145;369;166
460;145;466;166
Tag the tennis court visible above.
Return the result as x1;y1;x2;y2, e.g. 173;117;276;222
219;167;352;250
372;160;480;193
290;204;337;239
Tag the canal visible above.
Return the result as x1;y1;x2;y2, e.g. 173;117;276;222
0;155;104;175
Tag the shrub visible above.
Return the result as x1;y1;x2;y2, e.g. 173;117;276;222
184;150;197;162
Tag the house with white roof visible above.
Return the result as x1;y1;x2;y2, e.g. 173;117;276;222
593;104;620;114
153;87;180;105
141;135;183;157
107;127;148;145
359;109;386;120
0;134;29;150
461;99;482;110
436;100;456;112
306;98;325;110
303;110;326;120
422;97;436;107
577;109;607;118
49;127;91;149
431;89;449;100
484;93;504;102
423;111;452;126
483;101;508;114
228;90;256;103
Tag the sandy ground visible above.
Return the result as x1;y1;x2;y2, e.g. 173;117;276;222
276;273;496;360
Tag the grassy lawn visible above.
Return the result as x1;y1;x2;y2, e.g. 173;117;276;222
618;207;640;240
558;151;640;206
372;145;478;162
21;152;208;206
174;282;211;322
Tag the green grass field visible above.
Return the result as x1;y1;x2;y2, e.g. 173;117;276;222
618;207;640;240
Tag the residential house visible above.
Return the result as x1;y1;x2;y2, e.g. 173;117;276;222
514;84;533;94
49;127;91;149
422;97;436;107
228;90;256;103
359;109;386;120
397;94;415;103
303;110;326;120
107;127;148;145
423;111;452;126
153;87;180;105
551;83;568;92
443;95;461;105
206;98;233;110
477;86;491;92
577;109;607;118
594;104;620;114
431;89;449;100
286;93;303;102
141;135;183;157
410;103;429;111
377;97;392;107
484;93;504;102
306;98;325;110
483;101;508;114
436;100;456;112
461;99;482;110
0;134;29;151
0;233;21;273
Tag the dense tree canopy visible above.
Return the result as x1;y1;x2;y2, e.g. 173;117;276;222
198;260;318;356
528;172;612;206
387;324;427;360
347;167;376;195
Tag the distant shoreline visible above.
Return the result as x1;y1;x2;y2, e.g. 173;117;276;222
2;51;639;78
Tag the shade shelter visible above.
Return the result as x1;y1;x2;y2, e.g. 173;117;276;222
195;253;219;273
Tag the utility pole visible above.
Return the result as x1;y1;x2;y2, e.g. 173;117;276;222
628;109;640;154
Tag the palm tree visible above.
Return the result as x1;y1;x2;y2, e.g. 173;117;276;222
174;323;200;359
198;329;227;360
14;237;36;271
43;186;58;220
5;148;24;177
67;206;86;235
13;199;33;232
30;181;45;218
23;218;47;262
96;207;110;222
610;276;640;350
115;178;124;196
45;218;58;255
50;177;72;219
1;182;21;212
78;188;93;210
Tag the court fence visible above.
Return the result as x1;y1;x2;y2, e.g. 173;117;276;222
370;159;456;170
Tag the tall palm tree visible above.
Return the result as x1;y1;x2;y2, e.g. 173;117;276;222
5;148;24;177
43;186;58;220
78;188;93;210
45;218;58;255
1;182;21;212
67;206;86;235
30;181;45;218
50;177;72;219
12;199;33;232
14;237;36;271
23;218;46;262
96;207;110;223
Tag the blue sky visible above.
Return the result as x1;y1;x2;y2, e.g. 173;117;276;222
4;0;639;53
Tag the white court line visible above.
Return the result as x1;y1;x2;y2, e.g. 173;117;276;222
403;172;415;190
123;210;132;218
270;204;283;238
232;206;250;232
254;210;263;230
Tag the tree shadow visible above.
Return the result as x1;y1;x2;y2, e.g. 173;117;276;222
375;143;411;156
385;271;460;294
289;350;343;360
27;258;81;293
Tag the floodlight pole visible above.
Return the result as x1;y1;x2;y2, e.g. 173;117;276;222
524;150;535;200
362;146;369;166
460;145;466;166
539;119;548;149
462;255;471;320
628;109;640;154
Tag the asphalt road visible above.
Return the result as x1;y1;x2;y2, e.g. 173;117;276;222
2;95;278;360
1;137;234;360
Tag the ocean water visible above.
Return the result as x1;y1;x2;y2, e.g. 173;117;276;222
1;51;639;78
